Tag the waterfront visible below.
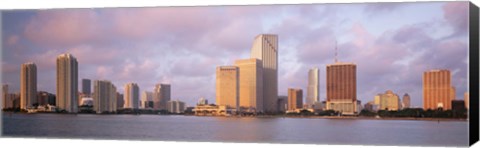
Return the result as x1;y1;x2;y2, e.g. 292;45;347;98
1;113;468;147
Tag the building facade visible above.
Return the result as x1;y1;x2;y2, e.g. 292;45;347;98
451;100;466;112
82;79;91;97
235;58;263;112
216;66;239;110
198;97;209;105
287;88;303;111
464;92;469;109
277;96;288;113
93;80;117;113
141;91;153;109
193;104;231;116
423;70;454;110
2;84;11;109
153;83;171;110
450;86;456;101
56;54;78;113
326;62;357;115
124;83;140;109
167;100;186;113
250;34;278;113
9;93;21;109
402;93;411;109
306;67;320;108
364;101;379;112
20;62;37;109
37;91;56;106
375;90;401;111
116;92;124;109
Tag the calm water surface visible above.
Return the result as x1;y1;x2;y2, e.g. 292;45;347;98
1;113;469;147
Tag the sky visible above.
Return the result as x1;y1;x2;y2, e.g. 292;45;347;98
1;1;470;107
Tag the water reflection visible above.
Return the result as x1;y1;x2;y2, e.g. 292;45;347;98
2;114;468;147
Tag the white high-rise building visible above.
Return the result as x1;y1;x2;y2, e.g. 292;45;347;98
20;62;37;110
56;54;78;113
93;80;117;113
307;67;320;108
124;83;140;109
153;84;171;110
250;34;278;113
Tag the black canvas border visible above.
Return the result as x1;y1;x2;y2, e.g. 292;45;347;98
469;1;479;146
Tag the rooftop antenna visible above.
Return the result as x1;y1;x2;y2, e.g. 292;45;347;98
334;40;338;63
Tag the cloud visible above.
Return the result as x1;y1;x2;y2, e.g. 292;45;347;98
2;3;469;107
363;2;407;15
6;35;19;46
23;9;101;49
442;1;469;36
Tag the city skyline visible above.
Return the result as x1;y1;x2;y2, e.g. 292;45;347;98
1;2;469;107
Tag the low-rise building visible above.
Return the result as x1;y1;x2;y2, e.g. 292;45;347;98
167;100;186;114
37;104;56;112
364;101;379;112
375;90;401;111
193;104;236;116
313;101;325;112
452;100;466;112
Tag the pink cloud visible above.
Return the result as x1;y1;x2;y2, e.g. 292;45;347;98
106;7;221;42
350;22;374;49
442;1;468;35
66;46;121;65
96;66;113;80
23;10;101;48
6;35;19;46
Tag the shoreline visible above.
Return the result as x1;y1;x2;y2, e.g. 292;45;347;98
2;111;468;121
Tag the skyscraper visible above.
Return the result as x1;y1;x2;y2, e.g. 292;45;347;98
2;84;12;109
423;69;454;110
153;84;171;110
82;79;91;96
277;96;288;112
307;67;320;107
216;66;239;109
141;91;153;108
402;93;411;109
93;80;117;113
20;62;37;109
235;58;263;112
250;34;278;113
326;62;357;114
288;88;303;111
116;92;124;109
56;54;78;113
464;92;469;109
124;83;140;109
450;86;456;100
